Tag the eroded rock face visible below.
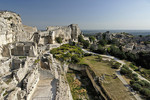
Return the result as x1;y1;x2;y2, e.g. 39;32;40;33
0;11;37;58
0;58;11;76
6;87;21;100
23;67;39;100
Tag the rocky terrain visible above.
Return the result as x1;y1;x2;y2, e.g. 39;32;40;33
0;11;81;100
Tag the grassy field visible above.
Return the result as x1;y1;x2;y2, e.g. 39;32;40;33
79;56;136;100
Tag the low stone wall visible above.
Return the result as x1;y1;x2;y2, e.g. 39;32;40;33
68;64;86;71
23;67;39;100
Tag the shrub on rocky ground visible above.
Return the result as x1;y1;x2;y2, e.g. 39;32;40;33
55;37;62;44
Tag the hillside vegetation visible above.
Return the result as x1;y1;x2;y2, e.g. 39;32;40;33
50;44;84;63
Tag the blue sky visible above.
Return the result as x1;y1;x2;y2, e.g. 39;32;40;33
0;0;150;30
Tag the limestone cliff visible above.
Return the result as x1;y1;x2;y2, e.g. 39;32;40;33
0;11;37;58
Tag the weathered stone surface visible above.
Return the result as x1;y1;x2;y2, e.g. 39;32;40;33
12;57;29;83
23;67;39;100
37;24;81;44
23;25;37;40
0;80;8;99
0;58;11;76
11;42;37;57
0;11;38;58
70;24;81;41
6;87;21;100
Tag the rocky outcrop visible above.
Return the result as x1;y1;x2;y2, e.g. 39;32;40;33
6;87;21;100
0;11;37;58
0;58;11;76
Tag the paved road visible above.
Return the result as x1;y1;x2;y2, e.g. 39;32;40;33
82;48;142;100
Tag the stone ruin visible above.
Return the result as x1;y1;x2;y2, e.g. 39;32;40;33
11;42;37;57
0;11;81;100
32;24;81;45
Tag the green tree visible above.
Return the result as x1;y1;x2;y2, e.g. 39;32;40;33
97;55;102;62
83;40;90;49
78;35;84;43
55;37;62;44
140;88;150;97
89;36;95;43
71;55;80;63
97;45;106;54
132;83;142;91
112;62;121;69
98;39;107;46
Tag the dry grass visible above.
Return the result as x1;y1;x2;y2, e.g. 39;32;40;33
79;56;136;100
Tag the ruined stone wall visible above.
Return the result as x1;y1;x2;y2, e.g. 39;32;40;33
69;64;86;71
39;24;81;44
70;24;81;41
50;27;72;43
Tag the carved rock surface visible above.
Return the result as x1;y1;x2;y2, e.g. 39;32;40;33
0;11;37;58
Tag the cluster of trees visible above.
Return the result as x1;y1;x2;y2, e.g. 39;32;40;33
131;79;150;98
136;52;150;69
111;62;121;69
108;46;137;60
89;36;95;43
131;80;150;98
121;65;150;98
121;65;138;80
78;35;90;48
50;44;83;63
108;45;150;69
